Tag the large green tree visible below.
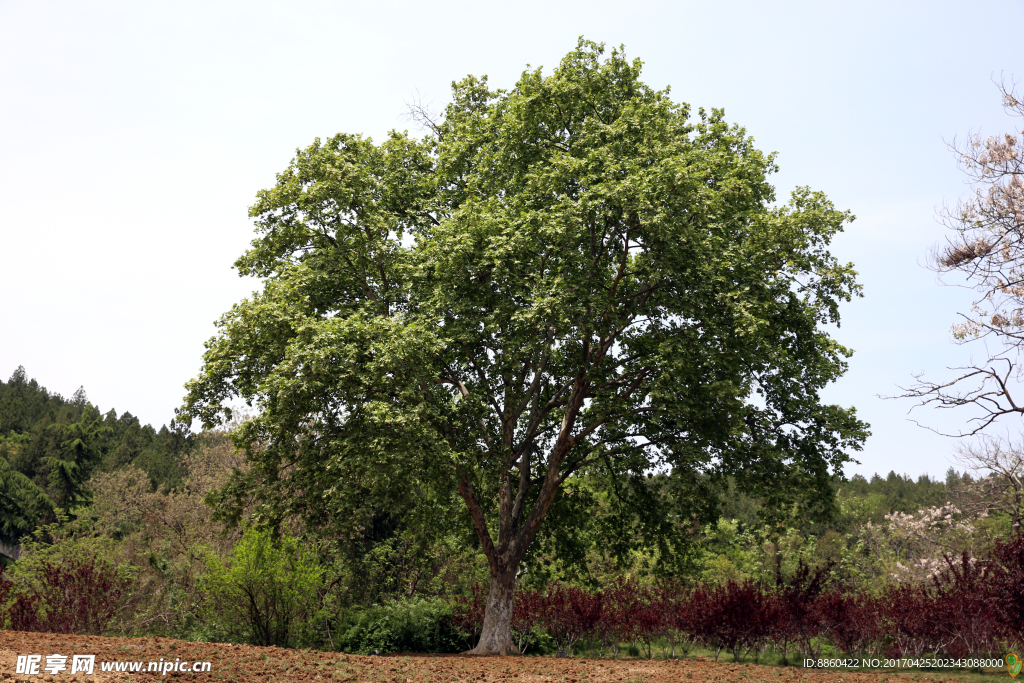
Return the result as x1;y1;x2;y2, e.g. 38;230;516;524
183;41;867;654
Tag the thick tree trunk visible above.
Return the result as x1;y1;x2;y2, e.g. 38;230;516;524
465;570;520;655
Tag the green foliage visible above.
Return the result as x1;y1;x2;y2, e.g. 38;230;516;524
200;527;323;647
0;367;77;436
697;519;761;585
0;451;51;546
182;40;867;608
835;471;952;530
43;405;111;512
339;530;486;606
81;433;246;639
0;367;194;538
333;597;463;654
9;513;130;575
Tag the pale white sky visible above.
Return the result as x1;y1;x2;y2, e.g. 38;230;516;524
2;0;1022;478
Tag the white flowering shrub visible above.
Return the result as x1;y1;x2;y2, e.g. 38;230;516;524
862;503;982;584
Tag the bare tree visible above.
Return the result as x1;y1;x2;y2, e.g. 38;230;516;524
900;79;1024;435
952;435;1024;536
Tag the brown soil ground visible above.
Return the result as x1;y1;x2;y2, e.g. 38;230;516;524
0;631;979;682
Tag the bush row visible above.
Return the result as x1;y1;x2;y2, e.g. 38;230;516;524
451;536;1024;660
5;534;1024;659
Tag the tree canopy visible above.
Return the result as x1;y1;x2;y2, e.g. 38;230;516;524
182;40;868;654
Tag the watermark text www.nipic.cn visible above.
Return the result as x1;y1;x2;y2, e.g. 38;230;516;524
15;654;213;676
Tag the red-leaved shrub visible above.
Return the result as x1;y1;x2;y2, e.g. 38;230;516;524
990;535;1024;650
445;537;1024;660
448;582;487;650
538;583;603;653
775;562;831;660
815;590;881;657
698;580;777;662
5;553;130;635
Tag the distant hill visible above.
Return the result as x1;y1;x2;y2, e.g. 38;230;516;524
0;366;193;546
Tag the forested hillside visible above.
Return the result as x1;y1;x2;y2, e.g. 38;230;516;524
0;366;192;547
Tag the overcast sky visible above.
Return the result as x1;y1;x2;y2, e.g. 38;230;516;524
2;0;1023;478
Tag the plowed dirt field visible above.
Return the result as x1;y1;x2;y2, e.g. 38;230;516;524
0;631;972;682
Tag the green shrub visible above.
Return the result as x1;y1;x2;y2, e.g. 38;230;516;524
335;597;463;654
200;527;323;647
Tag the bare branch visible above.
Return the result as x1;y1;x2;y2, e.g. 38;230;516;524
402;90;443;137
952;433;1024;535
896;358;1024;436
900;80;1024;434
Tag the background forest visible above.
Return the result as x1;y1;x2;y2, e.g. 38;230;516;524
1;365;1019;659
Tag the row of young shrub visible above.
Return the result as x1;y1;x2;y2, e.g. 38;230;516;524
5;532;1024;659
451;536;1024;660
